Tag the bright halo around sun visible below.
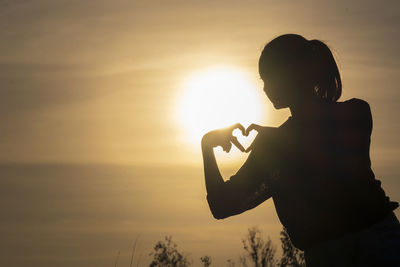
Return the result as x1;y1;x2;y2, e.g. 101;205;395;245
177;66;266;145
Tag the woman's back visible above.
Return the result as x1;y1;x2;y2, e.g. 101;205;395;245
270;98;397;249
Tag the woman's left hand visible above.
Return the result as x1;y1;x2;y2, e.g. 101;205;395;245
244;123;269;152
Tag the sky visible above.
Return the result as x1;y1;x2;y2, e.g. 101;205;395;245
0;0;399;266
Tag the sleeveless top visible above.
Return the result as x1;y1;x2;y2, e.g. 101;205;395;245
206;98;398;250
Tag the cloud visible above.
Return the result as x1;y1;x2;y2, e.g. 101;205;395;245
0;62;98;117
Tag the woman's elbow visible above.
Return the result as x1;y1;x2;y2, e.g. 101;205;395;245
206;194;234;220
209;206;230;220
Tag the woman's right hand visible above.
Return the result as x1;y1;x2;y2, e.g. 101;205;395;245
201;123;247;153
244;123;269;152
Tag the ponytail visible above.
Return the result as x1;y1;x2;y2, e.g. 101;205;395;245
308;39;342;102
259;34;343;105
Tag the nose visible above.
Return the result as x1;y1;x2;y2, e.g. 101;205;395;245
263;84;273;100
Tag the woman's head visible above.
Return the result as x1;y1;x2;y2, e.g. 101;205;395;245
259;34;342;109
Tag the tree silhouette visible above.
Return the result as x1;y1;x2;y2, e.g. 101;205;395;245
279;229;305;267
242;227;277;267
149;236;191;267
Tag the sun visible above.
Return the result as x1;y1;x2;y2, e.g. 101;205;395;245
177;65;266;145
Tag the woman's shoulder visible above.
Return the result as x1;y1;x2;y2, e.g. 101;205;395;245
337;98;371;113
337;98;371;118
342;98;371;111
335;98;373;132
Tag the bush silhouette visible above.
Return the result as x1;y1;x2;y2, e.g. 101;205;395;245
149;236;191;267
149;227;305;267
200;256;212;267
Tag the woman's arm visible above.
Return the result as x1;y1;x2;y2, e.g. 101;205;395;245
201;124;274;219
201;123;246;196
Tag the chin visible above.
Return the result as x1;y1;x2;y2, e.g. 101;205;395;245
272;102;287;109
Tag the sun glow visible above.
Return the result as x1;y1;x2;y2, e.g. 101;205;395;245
177;66;266;145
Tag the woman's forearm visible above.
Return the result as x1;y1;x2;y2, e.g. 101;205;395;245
200;124;247;218
201;138;225;195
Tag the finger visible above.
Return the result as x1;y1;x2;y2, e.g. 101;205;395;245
227;143;232;153
245;141;255;153
245;123;262;136
230;136;245;152
245;124;258;135
230;123;246;136
223;142;232;153
220;141;231;152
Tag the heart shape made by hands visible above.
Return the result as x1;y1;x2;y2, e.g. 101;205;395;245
214;127;259;179
232;128;258;152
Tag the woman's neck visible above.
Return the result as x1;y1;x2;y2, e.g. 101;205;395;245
289;99;328;121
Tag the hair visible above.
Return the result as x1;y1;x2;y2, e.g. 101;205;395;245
259;34;342;103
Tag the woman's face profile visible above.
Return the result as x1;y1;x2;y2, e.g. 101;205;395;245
262;75;291;110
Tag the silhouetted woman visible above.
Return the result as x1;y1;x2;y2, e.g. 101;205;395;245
201;34;400;266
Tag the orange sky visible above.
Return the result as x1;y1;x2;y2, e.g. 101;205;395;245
1;0;399;165
0;1;399;266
